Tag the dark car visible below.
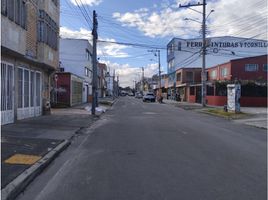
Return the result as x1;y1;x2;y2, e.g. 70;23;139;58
135;92;143;99
143;92;156;102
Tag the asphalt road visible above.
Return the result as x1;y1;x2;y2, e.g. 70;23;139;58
17;96;267;200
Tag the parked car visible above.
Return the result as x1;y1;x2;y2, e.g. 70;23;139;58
143;92;156;102
135;92;143;99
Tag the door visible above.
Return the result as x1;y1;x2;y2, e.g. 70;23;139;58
1;62;14;125
17;68;42;120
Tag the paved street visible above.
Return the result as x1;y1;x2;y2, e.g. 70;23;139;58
17;96;267;200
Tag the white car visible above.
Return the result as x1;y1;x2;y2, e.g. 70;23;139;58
143;92;156;102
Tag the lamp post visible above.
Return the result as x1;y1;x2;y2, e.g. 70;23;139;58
148;49;161;97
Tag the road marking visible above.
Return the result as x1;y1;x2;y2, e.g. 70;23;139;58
143;112;157;115
4;154;41;165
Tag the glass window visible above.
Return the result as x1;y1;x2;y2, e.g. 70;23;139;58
263;64;267;72
210;70;217;79
186;72;193;82
24;69;29;107
176;72;181;81
221;68;228;77
18;68;23;108
1;63;7;111
7;0;15;21
245;64;258;72
30;71;34;107
1;0;7;15
15;0;21;24
190;87;195;95
36;73;41;106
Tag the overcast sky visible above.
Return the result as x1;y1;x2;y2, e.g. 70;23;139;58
60;0;267;87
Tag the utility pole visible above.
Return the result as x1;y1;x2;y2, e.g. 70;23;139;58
92;10;98;115
117;75;119;97
142;67;144;93
148;49;161;95
180;0;207;107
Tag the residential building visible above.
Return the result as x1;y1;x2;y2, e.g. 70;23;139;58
1;0;60;125
97;63;107;98
59;38;93;103
188;55;267;106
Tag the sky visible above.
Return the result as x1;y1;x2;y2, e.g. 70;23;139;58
60;0;267;87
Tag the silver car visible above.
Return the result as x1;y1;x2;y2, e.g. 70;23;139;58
143;92;156;102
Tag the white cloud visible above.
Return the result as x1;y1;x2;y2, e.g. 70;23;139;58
60;27;92;40
60;27;129;58
70;0;102;6
112;0;267;40
98;60;158;87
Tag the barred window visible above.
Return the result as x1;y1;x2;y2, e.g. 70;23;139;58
5;0;26;29
1;0;7;15
245;64;258;72
38;10;58;50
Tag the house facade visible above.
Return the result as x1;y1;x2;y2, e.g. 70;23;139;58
188;55;268;106
59;38;93;104
97;63;107;98
1;0;59;125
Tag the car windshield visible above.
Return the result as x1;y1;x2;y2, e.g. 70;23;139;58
147;93;154;96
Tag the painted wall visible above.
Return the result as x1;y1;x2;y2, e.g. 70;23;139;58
60;38;93;102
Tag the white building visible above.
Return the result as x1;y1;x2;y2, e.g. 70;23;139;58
167;36;268;74
59;38;93;103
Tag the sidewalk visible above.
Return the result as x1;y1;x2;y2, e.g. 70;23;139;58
1;100;115;200
163;99;267;129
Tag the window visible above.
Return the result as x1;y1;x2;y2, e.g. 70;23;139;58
190;87;195;95
221;67;228;77
15;0;21;24
18;68;23;108
38;10;58;50
210;70;217;79
245;64;258;72
86;49;91;61
263;64;267;72
168;59;174;72
52;0;58;7
6;0;26;29
85;67;88;77
186;72;193;83
7;0;15;21
1;0;7;15
176;72;181;81
207;85;214;96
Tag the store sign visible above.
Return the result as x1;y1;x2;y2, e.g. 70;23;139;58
186;41;268;48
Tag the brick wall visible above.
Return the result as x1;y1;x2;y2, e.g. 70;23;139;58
26;1;38;58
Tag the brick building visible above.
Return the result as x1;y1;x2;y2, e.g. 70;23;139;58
1;0;59;124
188;55;268;106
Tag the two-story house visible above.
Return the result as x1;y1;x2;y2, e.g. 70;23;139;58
1;0;59;125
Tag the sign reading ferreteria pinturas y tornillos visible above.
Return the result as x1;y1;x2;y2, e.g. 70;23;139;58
186;41;268;48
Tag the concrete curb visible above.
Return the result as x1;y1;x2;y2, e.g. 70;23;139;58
1;140;70;200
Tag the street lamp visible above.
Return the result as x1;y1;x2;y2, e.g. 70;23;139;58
148;49;161;97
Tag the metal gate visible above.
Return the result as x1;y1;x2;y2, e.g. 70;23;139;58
1;62;14;125
17;67;42;120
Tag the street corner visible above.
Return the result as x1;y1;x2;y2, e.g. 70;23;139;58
1;136;63;189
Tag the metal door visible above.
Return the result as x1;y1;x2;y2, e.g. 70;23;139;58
1;62;14;125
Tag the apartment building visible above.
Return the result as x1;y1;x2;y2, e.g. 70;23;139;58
59;38;93;103
1;0;59;125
